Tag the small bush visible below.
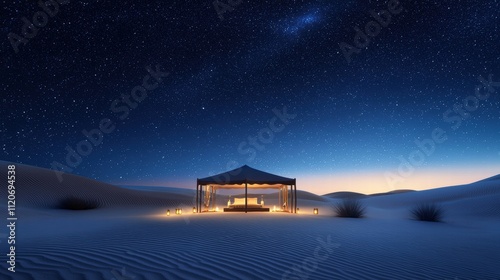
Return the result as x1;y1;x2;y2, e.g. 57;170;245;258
411;203;443;222
58;196;100;210
333;199;366;218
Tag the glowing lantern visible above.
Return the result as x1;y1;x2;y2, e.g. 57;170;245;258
193;207;196;213
296;208;300;214
215;207;219;212
167;210;170;216
313;208;318;215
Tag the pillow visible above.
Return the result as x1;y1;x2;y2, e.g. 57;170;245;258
233;198;246;205
232;197;258;205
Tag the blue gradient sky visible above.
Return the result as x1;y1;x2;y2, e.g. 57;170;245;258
2;0;499;195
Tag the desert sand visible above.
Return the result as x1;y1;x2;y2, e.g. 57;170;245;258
1;160;499;279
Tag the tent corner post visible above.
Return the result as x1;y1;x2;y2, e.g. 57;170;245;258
195;184;199;213
245;181;248;213
294;180;297;214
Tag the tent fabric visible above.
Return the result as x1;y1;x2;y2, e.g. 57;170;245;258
197;165;295;185
207;184;286;189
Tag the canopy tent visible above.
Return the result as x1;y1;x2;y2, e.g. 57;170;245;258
196;165;297;213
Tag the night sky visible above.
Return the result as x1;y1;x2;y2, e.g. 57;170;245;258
1;0;499;194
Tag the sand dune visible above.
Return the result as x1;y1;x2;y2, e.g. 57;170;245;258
1;161;499;280
323;189;415;200
360;176;500;219
0;161;194;210
368;189;416;197
323;191;367;200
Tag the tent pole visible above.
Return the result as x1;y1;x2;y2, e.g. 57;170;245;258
281;186;288;210
286;186;288;212
245;182;248;213
288;186;290;212
200;185;203;212
278;186;281;211
289;185;293;213
283;186;286;211
196;184;199;213
214;188;217;211
283;186;285;212
280;186;288;210
294;183;297;214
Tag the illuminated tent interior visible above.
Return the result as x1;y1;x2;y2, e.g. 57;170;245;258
196;165;297;213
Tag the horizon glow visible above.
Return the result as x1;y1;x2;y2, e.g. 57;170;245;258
113;163;500;196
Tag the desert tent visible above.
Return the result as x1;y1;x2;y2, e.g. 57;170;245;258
196;165;297;213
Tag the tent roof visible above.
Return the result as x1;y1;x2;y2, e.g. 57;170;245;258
197;165;295;185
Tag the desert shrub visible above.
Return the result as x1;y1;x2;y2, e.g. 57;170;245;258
333;199;366;218
58;196;100;210
411;203;443;222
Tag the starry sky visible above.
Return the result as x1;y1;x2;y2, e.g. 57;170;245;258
1;0;500;195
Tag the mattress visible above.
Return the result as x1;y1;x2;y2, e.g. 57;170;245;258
229;204;262;209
